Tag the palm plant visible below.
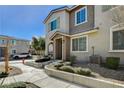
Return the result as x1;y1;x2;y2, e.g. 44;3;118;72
32;37;45;58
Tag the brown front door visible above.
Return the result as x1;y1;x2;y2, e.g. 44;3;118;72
56;38;62;60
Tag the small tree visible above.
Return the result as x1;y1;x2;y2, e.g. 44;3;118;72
39;37;45;55
111;6;124;26
32;37;45;58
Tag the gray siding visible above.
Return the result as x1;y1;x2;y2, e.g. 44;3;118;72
69;5;94;35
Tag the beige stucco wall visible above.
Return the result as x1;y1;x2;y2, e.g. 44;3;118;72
65;36;70;60
0;37;30;55
45;10;69;33
45;10;69;55
71;6;124;64
9;40;30;54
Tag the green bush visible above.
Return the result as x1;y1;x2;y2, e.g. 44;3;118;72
75;67;91;76
106;57;120;70
54;63;63;69
63;62;71;66
0;82;26;88
70;55;76;65
59;66;75;73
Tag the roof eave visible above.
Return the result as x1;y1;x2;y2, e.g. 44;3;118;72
43;8;69;24
43;5;81;24
50;31;70;40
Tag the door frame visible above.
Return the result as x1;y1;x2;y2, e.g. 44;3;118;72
54;36;64;60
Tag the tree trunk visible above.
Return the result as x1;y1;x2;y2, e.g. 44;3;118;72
4;44;9;73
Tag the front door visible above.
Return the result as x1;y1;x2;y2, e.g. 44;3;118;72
56;38;62;60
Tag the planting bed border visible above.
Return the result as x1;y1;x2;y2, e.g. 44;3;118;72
45;65;124;88
24;61;51;68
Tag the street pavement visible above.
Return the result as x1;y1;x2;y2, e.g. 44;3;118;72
0;62;86;88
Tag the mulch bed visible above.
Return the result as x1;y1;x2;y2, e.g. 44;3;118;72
0;65;22;77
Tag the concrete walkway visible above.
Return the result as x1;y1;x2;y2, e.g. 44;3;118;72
0;63;85;88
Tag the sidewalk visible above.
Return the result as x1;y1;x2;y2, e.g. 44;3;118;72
0;63;85;88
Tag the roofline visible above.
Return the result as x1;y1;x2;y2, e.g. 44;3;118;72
43;6;69;23
0;35;30;41
43;5;80;23
50;27;99;40
50;31;70;40
0;35;14;39
69;5;79;11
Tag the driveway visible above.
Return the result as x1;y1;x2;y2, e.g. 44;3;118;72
0;63;86;88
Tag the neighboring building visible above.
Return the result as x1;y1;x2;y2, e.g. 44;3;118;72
0;35;30;60
44;5;124;64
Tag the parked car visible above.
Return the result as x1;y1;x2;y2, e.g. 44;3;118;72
12;53;32;59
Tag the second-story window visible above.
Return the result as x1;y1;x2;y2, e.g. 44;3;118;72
75;6;87;26
51;19;57;31
0;40;6;44
11;40;16;45
48;17;60;32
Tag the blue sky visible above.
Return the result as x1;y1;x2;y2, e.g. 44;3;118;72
0;5;64;40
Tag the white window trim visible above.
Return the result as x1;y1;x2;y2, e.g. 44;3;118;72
75;6;88;26
109;24;124;52
71;35;88;52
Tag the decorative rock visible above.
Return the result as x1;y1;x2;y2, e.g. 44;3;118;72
74;63;124;81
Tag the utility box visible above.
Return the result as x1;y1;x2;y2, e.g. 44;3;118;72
89;55;102;64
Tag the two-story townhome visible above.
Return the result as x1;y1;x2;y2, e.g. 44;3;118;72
44;5;124;64
0;35;30;60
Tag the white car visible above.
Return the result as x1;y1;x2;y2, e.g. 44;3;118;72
12;53;32;59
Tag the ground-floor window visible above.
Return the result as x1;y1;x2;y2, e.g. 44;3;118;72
72;35;88;52
48;42;53;54
110;24;124;52
12;50;16;54
112;30;124;50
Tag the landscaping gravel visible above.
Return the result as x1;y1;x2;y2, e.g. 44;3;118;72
74;63;124;84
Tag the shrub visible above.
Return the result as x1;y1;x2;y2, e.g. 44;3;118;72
106;57;120;70
54;63;63;69
70;55;76;65
63;62;71;66
0;72;8;78
59;66;75;73
35;56;50;63
0;82;26;88
75;67;91;76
